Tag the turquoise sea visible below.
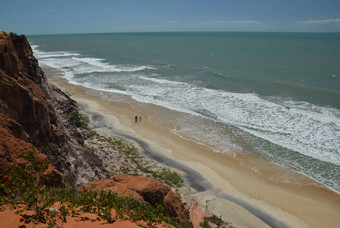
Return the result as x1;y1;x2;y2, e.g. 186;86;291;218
28;32;340;193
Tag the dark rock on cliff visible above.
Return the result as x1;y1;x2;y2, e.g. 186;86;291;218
0;31;109;186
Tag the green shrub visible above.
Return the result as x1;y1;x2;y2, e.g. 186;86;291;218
71;110;89;128
9;32;24;39
0;147;56;224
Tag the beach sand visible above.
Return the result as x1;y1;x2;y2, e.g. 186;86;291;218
44;66;340;228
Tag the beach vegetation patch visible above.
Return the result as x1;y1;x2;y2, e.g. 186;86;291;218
70;109;89;128
104;136;183;188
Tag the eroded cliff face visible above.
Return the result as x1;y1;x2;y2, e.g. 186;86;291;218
0;31;109;186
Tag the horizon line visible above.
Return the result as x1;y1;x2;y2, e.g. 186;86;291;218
25;30;340;36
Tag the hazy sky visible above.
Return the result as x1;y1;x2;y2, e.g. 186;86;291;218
1;0;340;34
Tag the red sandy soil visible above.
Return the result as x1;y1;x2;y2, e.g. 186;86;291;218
0;204;174;228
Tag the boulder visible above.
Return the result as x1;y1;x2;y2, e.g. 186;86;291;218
79;174;190;222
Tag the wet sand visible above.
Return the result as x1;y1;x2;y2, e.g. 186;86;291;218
44;66;340;228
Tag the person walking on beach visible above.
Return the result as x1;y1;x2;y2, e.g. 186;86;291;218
135;115;138;123
139;116;141;122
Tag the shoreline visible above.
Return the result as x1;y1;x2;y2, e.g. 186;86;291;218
44;66;340;228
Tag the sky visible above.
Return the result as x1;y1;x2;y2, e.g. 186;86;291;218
1;0;340;34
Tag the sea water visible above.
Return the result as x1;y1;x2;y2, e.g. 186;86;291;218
28;32;340;193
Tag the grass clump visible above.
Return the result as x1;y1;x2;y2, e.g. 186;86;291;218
0;147;191;227
71;109;89;128
9;32;24;39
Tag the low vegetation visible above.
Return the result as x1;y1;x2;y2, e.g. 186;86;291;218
71;109;89;128
200;214;233;228
9;32;24;39
0;148;191;227
104;136;183;188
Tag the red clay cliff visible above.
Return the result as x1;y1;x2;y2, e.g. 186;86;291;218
0;31;109;186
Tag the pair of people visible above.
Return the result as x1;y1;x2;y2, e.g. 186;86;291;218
135;115;141;123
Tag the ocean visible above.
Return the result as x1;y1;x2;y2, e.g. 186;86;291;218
28;32;340;193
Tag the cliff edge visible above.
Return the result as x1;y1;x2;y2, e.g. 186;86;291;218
0;31;109;186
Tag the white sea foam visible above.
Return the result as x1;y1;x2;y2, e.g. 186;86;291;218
31;44;155;75
62;70;130;96
39;58;82;70
69;57;155;74
30;44;39;49
63;71;77;83
40;56;154;74
122;75;340;166
31;46;80;58
138;75;187;86
37;52;80;58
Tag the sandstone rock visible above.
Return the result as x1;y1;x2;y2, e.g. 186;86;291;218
78;178;143;201
114;174;171;206
80;174;190;222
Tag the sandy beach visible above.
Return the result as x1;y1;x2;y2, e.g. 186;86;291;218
44;66;340;228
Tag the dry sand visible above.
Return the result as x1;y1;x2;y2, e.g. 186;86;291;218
44;66;340;228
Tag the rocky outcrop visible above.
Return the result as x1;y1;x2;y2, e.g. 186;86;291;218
0;31;109;186
79;174;190;223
